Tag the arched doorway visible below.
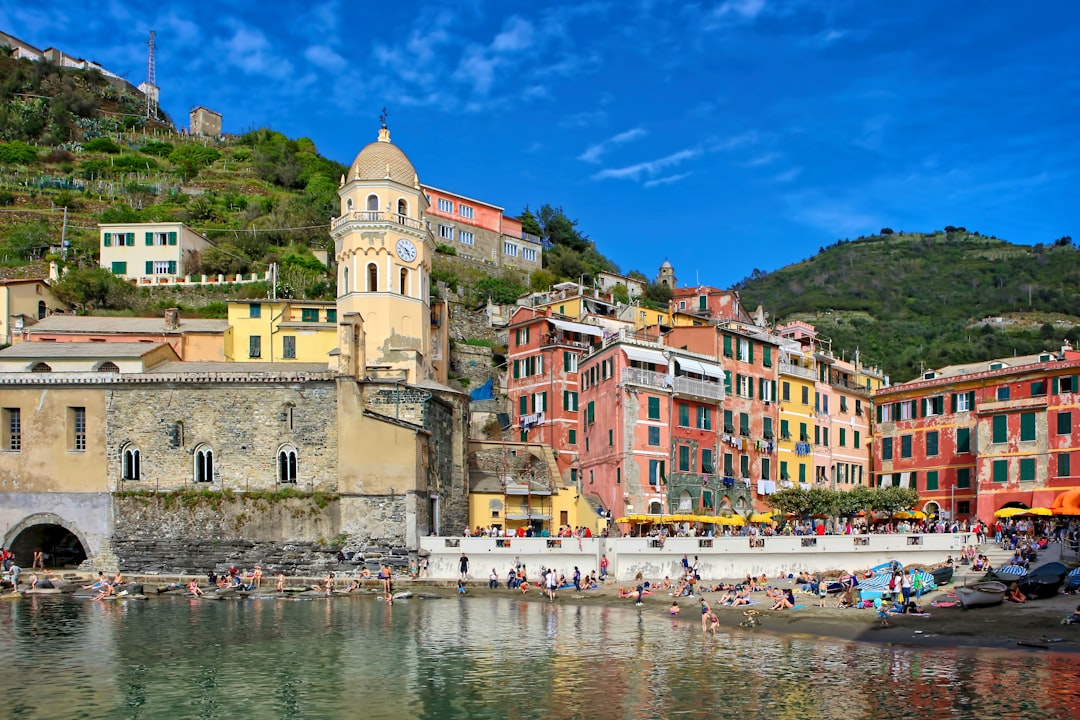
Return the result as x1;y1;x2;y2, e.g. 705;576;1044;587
7;521;88;568
923;501;940;519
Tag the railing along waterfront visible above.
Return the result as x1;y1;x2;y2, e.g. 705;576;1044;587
419;533;974;582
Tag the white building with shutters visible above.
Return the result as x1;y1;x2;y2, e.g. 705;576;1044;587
99;222;212;283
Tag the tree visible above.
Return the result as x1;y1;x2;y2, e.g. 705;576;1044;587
610;283;630;304
643;282;673;305
1;221;52;260
52;266;134;310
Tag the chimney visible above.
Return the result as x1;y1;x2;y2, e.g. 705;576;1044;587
164;308;180;330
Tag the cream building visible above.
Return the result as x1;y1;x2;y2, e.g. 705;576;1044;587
225;300;337;363
0;278;67;346
99;222;212;282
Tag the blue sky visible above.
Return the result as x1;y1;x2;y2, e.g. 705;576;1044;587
5;1;1078;287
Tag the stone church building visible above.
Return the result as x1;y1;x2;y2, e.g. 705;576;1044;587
0;126;470;574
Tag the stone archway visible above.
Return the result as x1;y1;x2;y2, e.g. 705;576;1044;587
4;513;91;569
923;501;940;519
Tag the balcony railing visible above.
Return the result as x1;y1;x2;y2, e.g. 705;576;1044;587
622;367;671;391
672;375;724;401
778;360;815;380
332;211;427;232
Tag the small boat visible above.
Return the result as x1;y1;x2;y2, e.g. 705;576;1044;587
931;566;954;586
956;581;1008;609
391;591;413;601
1018;574;1064;600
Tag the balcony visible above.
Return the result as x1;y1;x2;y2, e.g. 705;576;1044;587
672;375;724;402
541;332;593;351
331;211;428;233
622;366;671;391
778;360;815;381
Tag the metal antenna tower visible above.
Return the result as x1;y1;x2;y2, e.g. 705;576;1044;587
143;31;159;119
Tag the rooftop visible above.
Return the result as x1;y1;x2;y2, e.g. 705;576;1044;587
26;315;229;335
0;341;171;358
146;361;331;374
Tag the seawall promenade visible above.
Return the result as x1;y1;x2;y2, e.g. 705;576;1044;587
419;533;975;581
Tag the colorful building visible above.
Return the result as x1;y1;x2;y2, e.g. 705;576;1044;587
0;277;67;346
20;312;228;361
99;222;212;283
422;185;543;271
873;344;1080;521
225;300;337;363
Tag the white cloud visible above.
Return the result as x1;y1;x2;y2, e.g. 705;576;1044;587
712;0;766;22
773;166;803;183
743;151;781;167
492;16;535;52
305;45;347;73
593;147;701;181
578;127;648;163
222;25;294;79
644;172;692;188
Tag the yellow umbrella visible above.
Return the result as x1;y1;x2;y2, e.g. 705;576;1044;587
893;511;913;519
749;512;775;523
994;507;1027;518
1023;507;1053;516
715;515;746;526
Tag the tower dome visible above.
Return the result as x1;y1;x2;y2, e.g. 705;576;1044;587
347;126;419;187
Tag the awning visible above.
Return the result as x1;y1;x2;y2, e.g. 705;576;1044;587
622;346;667;366
675;357;706;375
548;318;603;337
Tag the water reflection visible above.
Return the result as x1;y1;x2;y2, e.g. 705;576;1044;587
1;595;1079;719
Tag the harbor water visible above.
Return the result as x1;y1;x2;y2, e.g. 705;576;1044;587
3;594;1080;720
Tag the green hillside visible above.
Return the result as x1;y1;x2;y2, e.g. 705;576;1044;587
734;230;1080;381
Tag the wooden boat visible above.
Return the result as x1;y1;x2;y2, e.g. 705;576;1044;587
930;566;954;586
956;581;1007;609
1018;574;1064;600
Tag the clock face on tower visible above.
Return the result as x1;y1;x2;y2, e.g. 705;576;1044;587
395;238;417;262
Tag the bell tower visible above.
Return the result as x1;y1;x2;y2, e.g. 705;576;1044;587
331;122;434;383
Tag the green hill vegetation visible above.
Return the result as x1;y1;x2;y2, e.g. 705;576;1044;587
734;229;1080;381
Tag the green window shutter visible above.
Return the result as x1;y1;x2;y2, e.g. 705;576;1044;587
780;419;789;438
748;342;754;363
882;437;893;460
568;429;576;445
747;377;753;399
956;427;970;453
648;396;660;420
699;295;707;311
111;261;126;275
877;404;882;423
588;401;595;425
563;352;569;372
854;430;860;447
519;396;527;415
145;261;153;274
127;232;135;246
799;464;806;483
920;398;928;417
724;371;732;394
992;415;1007;443
763;346;772;367
513;360;520;379
771;381;777;401
1058;452;1070;477
956;468;970;488
723;335;733;357
1052;377;1060;394
168;261;176;274
563;390;569;409
168;231;177;246
839;428;846;447
993;459;1007;483
967;391;975;409
145;232;153;246
1058;411;1072;435
1020;413;1036;441
678;403;689;426
1019;458;1035;481
926;471;938;491
103;232;111;247
542;392;547;413
950;393;957;413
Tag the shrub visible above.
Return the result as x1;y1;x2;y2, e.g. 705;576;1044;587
0;140;39;164
140;141;174;157
436;243;457;255
83;137;122;154
43;148;75;163
112;154;159;173
0;191;14;206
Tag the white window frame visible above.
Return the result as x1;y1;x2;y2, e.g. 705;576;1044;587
522;247;536;261
955;393;971;412
438;225;453;240
459;204;474;219
503;241;518;257
459;230;474;245
738;375;752;398
437;198;453;212
738;338;750;362
900;400;915;420
153;260;171;275
153;231;169;246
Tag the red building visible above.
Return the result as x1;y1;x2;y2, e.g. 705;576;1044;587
872;344;1080;522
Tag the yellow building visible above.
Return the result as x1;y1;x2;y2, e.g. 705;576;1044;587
331;124;435;384
99;222;212;283
0;278;67;346
777;341;816;487
226;300;337;363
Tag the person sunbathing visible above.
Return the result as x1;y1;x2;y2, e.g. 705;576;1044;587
770;590;796;610
188;580;204;597
94;583;115;601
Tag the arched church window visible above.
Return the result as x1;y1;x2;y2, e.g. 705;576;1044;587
122;444;141;481
342;266;349;294
397;199;408;222
194;444;214;483
400;268;408;295
367;263;378;292
278;444;298;484
366;194;379;212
